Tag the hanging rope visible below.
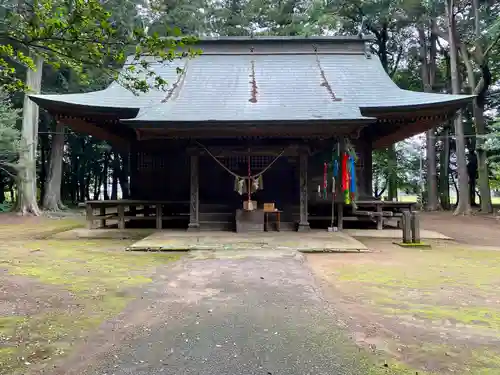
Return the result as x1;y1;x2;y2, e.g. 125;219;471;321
195;141;285;179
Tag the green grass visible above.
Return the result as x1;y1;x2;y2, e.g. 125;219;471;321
398;194;500;205
0;217;183;374
317;244;500;374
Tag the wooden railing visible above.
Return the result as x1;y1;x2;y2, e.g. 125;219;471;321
84;200;189;229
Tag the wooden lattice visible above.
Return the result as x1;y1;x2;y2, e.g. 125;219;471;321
217;156;274;172
138;152;167;171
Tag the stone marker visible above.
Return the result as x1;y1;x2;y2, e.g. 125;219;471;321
401;210;412;244
411;211;421;244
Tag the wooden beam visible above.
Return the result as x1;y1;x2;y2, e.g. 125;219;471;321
194;145;303;157
373;115;450;149
57;117;130;150
135;124;366;139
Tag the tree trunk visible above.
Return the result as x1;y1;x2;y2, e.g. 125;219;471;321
111;153;119;200
0;179;5;204
38;116;48;207
376;25;398;202
387;146;398;200
439;128;451;210
85;172;92;200
70;150;78;203
9;182;14;204
78;164;86;203
77;139;86;202
476;107;492;212
102;152;109;200
446;0;471;215
111;169;118;200
468;152;477;206
460;46;493;212
42;122;67;210
17;55;43;215
93;168;101;200
117;153;130;199
419;26;439;210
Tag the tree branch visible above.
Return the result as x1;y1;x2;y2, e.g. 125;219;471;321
483;32;500;58
390;45;403;78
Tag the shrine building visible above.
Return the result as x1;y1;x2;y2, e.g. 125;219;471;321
30;36;472;232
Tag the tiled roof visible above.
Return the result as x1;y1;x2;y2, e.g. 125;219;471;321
29;37;472;123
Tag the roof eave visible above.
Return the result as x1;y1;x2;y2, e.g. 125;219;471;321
361;96;474;115
120;118;376;128
29;95;140;119
191;35;375;43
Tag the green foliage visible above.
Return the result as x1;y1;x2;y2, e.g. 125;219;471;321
0;92;21;173
486;119;500;189
0;0;198;93
149;0;209;35
373;140;423;197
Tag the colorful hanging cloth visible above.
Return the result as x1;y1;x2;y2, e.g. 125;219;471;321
341;153;350;204
349;156;356;200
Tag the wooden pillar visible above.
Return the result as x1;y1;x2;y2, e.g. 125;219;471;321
156;204;163;230
411;211;421;243
187;153;200;231
99;206;106;228
297;150;310;232
117;204;125;230
355;136;373;199
336;137;345;230
86;203;94;229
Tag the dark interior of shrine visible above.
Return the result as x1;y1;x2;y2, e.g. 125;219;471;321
122;136;371;231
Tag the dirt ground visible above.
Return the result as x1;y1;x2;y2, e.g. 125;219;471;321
307;218;500;375
2;210;500;375
0;213;182;374
420;211;500;247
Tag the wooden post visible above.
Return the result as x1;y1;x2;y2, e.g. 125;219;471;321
99;206;106;228
337;202;344;230
354;136;372;199
86;203;94;229
188;153;200;231
117;204;125;230
156;204;163;230
297;150;310;232
402;210;411;244
336;137;345;230
411;211;421;243
376;204;383;230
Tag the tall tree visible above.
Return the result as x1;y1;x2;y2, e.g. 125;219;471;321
419;25;440;210
1;0;196;214
458;0;500;213
0;91;21;200
332;0;411;201
17;55;43;215
445;0;471;214
43;121;66;210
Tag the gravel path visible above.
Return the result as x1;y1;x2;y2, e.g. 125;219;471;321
49;252;377;375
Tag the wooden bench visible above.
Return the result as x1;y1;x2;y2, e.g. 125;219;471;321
354;201;416;230
85;200;189;230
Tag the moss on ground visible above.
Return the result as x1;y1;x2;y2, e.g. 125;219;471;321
0;216;84;240
313;243;500;375
0;218;183;374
